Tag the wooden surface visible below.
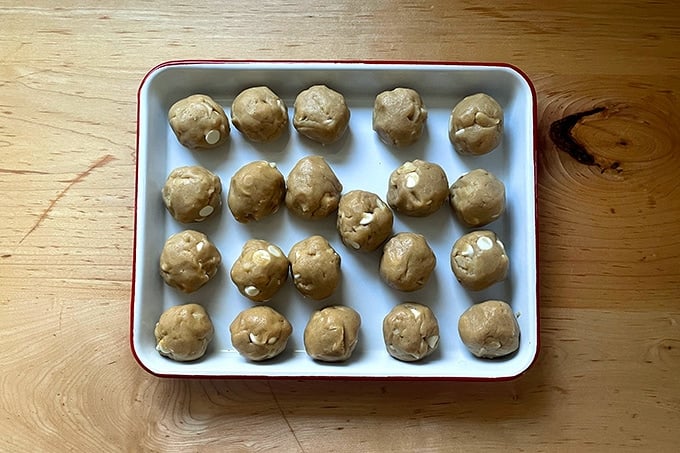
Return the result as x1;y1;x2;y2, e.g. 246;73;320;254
1;1;679;451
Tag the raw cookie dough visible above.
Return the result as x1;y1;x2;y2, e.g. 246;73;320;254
450;230;508;291
228;160;286;223
458;300;520;358
231;86;288;142
372;87;428;147
168;94;230;149
162;165;222;223
337;190;393;252
380;233;436;292
382;302;439;362
159;230;222;293
289;235;341;300
387;160;449;217
230;239;289;302
229;306;293;361
285;155;342;219
154;303;214;362
303;305;361;362
293;85;350;144
449;93;503;156
449;169;505;227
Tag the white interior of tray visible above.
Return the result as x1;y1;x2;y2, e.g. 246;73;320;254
133;62;537;379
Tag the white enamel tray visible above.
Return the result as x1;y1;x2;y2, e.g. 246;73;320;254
132;61;538;379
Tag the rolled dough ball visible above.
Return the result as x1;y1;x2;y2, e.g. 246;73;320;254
229;306;293;361
337;190;393;252
228;160;285;223
382;302;439;362
387;160;449;217
162;165;222;223
449;169;505;227
380;232;436;292
285;155;342;219
449;93;503;156
154;303;214;362
168;94;230;149
450;230;508;291
231;86;288;142
458;300;520;358
303;305;361;362
159;230;221;293
372;87;428;147
230;239;289;302
293;85;350;144
289;235;341;300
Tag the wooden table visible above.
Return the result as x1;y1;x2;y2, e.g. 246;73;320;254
2;1;678;451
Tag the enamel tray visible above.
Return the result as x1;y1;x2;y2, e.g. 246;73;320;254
132;61;538;379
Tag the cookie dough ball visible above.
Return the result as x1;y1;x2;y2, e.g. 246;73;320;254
337;190;393;252
450;230;508;291
162;166;222;223
160;230;221;293
449;169;505;227
285;155;342;219
380;233;436;292
231;86;288;142
387;160;448;217
289;235;341;300
168;94;230;149
293;85;350;144
303;305;361;362
373;88;428;147
458;300;519;358
229;306;293;361
230;239;289;302
449;93;503;156
154;303;214;362
382;303;439;362
228;161;285;223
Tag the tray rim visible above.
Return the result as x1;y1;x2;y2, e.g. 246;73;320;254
130;59;540;381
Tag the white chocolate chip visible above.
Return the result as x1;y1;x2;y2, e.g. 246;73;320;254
249;332;266;345
347;240;360;250
252;250;271;264
409;307;421;318
359;212;374;225
268;161;277;168
267;245;282;257
455;128;465;136
244;285;260;297
476;236;494;251
198;205;214;217
405;172;419;188
399;161;417;173
461;243;474;257
293;273;301;280
426;335;439;349
205;129;221;144
191;312;202;320
196;241;205;252
267;336;278;344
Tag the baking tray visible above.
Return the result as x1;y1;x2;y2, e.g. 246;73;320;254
131;61;538;379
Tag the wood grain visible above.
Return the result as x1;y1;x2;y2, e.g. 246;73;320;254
1;1;679;452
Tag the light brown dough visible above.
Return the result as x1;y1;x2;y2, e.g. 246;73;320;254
450;230;508;291
380;233;436;292
387;160;449;217
228;160;285;223
231;86;288;142
293;85;350;144
303;305;361;362
168;94;230;149
230;239;289;302
382;302;439;362
372;87;427;146
154;303;214;362
229;306;293;361
289;235;341;300
285;155;342;219
458;300;520;358
449;168;505;227
162;165;222;223
337;190;393;252
159;230;221;293
449;93;503;156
